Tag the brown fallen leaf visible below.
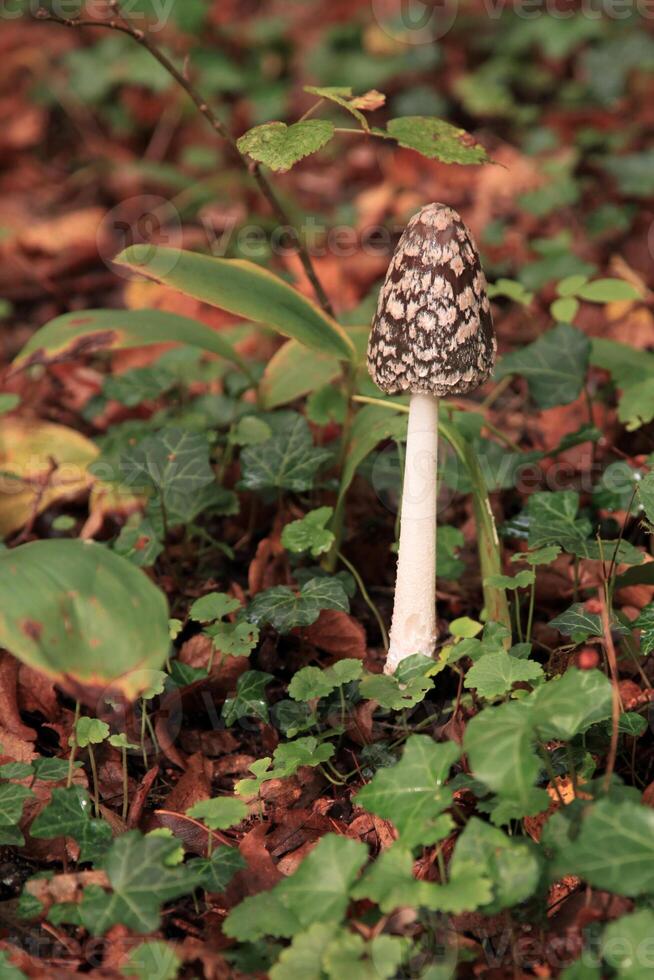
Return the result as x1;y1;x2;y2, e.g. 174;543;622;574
25;870;108;913
163;752;212;813
303;609;367;659
0;652;36;740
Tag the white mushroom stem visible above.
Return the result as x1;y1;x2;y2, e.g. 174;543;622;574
385;392;439;674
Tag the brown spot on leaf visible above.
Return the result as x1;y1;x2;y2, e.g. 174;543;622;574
21;619;43;642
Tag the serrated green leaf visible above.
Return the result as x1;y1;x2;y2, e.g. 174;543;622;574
269;922;336;980
387;117;488;164
529;668;613;740
288;659;362;701
75;717;110;748
186;796;247;830
247;576;349;633
236;736;334;798
496;324;590;407
634;604;654;654
526;491;591;551
464;651;543;699
282;507;335;558
485;570;535;590
323;932;405;980
355;736;460;848
193;845;245;893
449;817;541;913
237;120;335;172
189;592;240;623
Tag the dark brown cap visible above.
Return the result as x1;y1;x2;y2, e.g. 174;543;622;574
367;203;497;396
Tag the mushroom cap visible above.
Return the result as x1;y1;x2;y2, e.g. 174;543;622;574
367;203;497;396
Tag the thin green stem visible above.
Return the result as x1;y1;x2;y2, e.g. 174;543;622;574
338;550;389;652
140;700;148;768
121;746;129;822
67;701;81;789
526;581;536;644
88;744;100;818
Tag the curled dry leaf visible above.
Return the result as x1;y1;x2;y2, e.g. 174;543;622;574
303;609;367;659
0;652;36;741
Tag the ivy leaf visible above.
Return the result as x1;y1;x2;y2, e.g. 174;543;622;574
281;507;335;558
223;834;367;941
464;701;548;821
80;831;203;934
496;324;590;408
206;620;260;658
355;736;460;848
526;491;591;551
119;428;214;523
121;940;181;980
0;762;33;780
240;414;332;493
288;660;363;701
639;471;654;524
33;757;81;781
634;604;654;654
186;797;247;830
222;671;273;726
528;668;613;740
549;603;603;642
358;671;433;711
75;717;110;748
601;910;654;978
547;799;654;895
352;844;492;914
193;846;246;893
449;817;541;913
387;117;489;165
236;120;335;172
464;651;543;699
247;577;349;633
30;786;112;863
0;783;33;846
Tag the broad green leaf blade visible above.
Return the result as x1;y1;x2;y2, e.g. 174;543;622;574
601;910;654;979
12;308;249;374
337;404;408;509
260;340;341;410
239;415;332;494
115;247;356;362
355;735;460;848
122;940;181;980
549;603;603;642
30;786;112;863
548;799;654;895
464;651;543;699
237;120;335;171
634;603;654;654
0;540;169;700
387;117;489;164
528;669;612;741
496;324;590;408
186;797;247;830
464;701;548;819
576;278;641;302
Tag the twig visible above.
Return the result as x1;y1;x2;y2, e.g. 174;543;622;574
34;4;335;317
599;585;622;794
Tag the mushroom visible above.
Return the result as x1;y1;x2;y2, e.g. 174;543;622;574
367;203;497;674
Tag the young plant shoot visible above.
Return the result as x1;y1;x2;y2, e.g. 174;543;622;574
367;203;497;673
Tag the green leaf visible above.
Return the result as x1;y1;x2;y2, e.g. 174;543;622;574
464;651;543;699
260;339;342;411
0;783;33;846
513;545;562;566
247;576;349;633
121;941;181;980
206;619;259;658
0;762;33;780
449;817;542;912
236;737;335;798
240;414;333;493
80;831;203;935
437;525;466;581
224;834;367;940
549;603;603;642
355;736;460;848
282;507;335;558
0;540;169;700
269;922;336;980
0;951;28;980
576;278;641;303
496;324;590;408
337;405;407;509
557;274;589;297
634;604;654;654
450;617;483;639
193;846;245;893
186;797;247;830
189;592;240;623
237;120;335;172
601;910;654;978
550;297;579;322
464;701;548;820
304;85;385;132
12;308;250;376
222;671;273;726
229;416;272;447
529;669;613;740
548;799;654;895
115;247;355;362
118;428;214;522
639;471;654;524
306;384;348;426
351;844;492;914
30;786;112;863
289;660;363;701
526;491;591;550
485;570;535;590
75;717;110;748
322;931;405;980
386;117;489;164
